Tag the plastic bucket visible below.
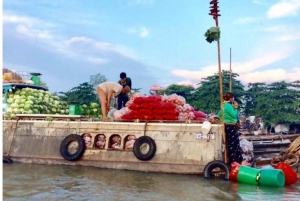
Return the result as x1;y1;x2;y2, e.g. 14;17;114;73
201;121;212;134
259;169;285;187
237;165;260;185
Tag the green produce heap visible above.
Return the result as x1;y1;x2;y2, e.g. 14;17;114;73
4;88;69;119
3;87;102;119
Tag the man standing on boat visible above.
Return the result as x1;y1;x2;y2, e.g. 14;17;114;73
114;72;132;110
97;82;131;121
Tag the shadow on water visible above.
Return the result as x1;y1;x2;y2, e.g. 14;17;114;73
3;163;300;201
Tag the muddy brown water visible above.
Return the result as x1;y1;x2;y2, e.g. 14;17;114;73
3;163;300;201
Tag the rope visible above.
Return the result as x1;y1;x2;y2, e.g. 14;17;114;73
271;136;300;167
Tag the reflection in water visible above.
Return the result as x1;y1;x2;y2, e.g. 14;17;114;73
3;163;300;201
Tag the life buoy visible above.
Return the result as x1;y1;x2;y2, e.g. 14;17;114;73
60;134;85;161
3;157;13;164
203;160;230;180
133;136;156;161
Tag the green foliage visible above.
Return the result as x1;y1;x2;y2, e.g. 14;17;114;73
192;70;245;114
131;88;142;93
245;81;300;126
58;82;97;105
89;73;107;89
204;27;220;43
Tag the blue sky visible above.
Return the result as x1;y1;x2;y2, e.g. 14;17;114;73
2;0;300;94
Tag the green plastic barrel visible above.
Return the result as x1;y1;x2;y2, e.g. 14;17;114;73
31;75;41;86
237;165;261;185
69;105;82;115
259;169;285;187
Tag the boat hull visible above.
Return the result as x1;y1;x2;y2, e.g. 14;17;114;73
3;120;223;174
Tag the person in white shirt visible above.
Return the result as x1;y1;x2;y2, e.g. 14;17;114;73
97;82;131;120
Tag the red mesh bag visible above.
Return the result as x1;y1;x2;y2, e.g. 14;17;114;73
163;115;178;120
128;103;141;110
146;95;162;103
121;114;132;120
133;97;146;104
140;103;154;110
153;114;164;120
153;109;166;115
129;110;140;116
162;102;176;110
165;109;179;116
151;102;163;109
193;111;207;118
143;115;153;120
139;109;153;116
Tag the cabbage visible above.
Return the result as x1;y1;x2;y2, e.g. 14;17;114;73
13;108;20;113
90;102;98;108
6;108;13;113
20;91;26;96
32;109;39;114
24;104;33;110
27;96;35;100
10;103;18;108
18;104;25;108
24;109;33;114
7;98;13;104
25;100;34;105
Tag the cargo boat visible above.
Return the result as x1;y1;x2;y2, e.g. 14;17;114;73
3;115;225;175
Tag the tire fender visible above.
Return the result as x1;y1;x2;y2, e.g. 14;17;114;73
60;134;86;161
3;157;13;164
203;160;230;180
133;136;156;161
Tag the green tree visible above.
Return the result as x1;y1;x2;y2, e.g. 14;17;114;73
192;70;245;114
243;82;268;116
245;81;300;127
58;82;97;105
90;73;107;89
131;88;142;93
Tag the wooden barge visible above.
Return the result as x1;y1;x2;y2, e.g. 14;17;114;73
3;115;224;175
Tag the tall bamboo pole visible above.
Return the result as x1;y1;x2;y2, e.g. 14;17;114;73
229;47;232;92
214;17;228;164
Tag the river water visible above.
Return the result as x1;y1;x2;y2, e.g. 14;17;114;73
3;163;300;201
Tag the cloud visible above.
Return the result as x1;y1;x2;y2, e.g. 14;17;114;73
239;67;300;85
267;0;300;18
86;57;109;65
3;14;53;40
128;26;149;38
64;36;136;60
140;27;149;38
3;14;36;26
170;46;297;88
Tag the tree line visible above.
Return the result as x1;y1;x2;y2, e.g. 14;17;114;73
55;71;300;127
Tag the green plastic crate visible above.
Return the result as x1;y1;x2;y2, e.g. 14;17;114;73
69;105;82;115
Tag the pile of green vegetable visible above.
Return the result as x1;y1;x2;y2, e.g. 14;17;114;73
80;102;102;118
4;88;69;119
204;27;221;43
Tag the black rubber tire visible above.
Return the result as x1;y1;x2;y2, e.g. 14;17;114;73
203;160;230;180
60;134;86;161
3;157;13;164
133;136;156;161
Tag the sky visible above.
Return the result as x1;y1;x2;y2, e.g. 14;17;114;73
2;0;300;94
